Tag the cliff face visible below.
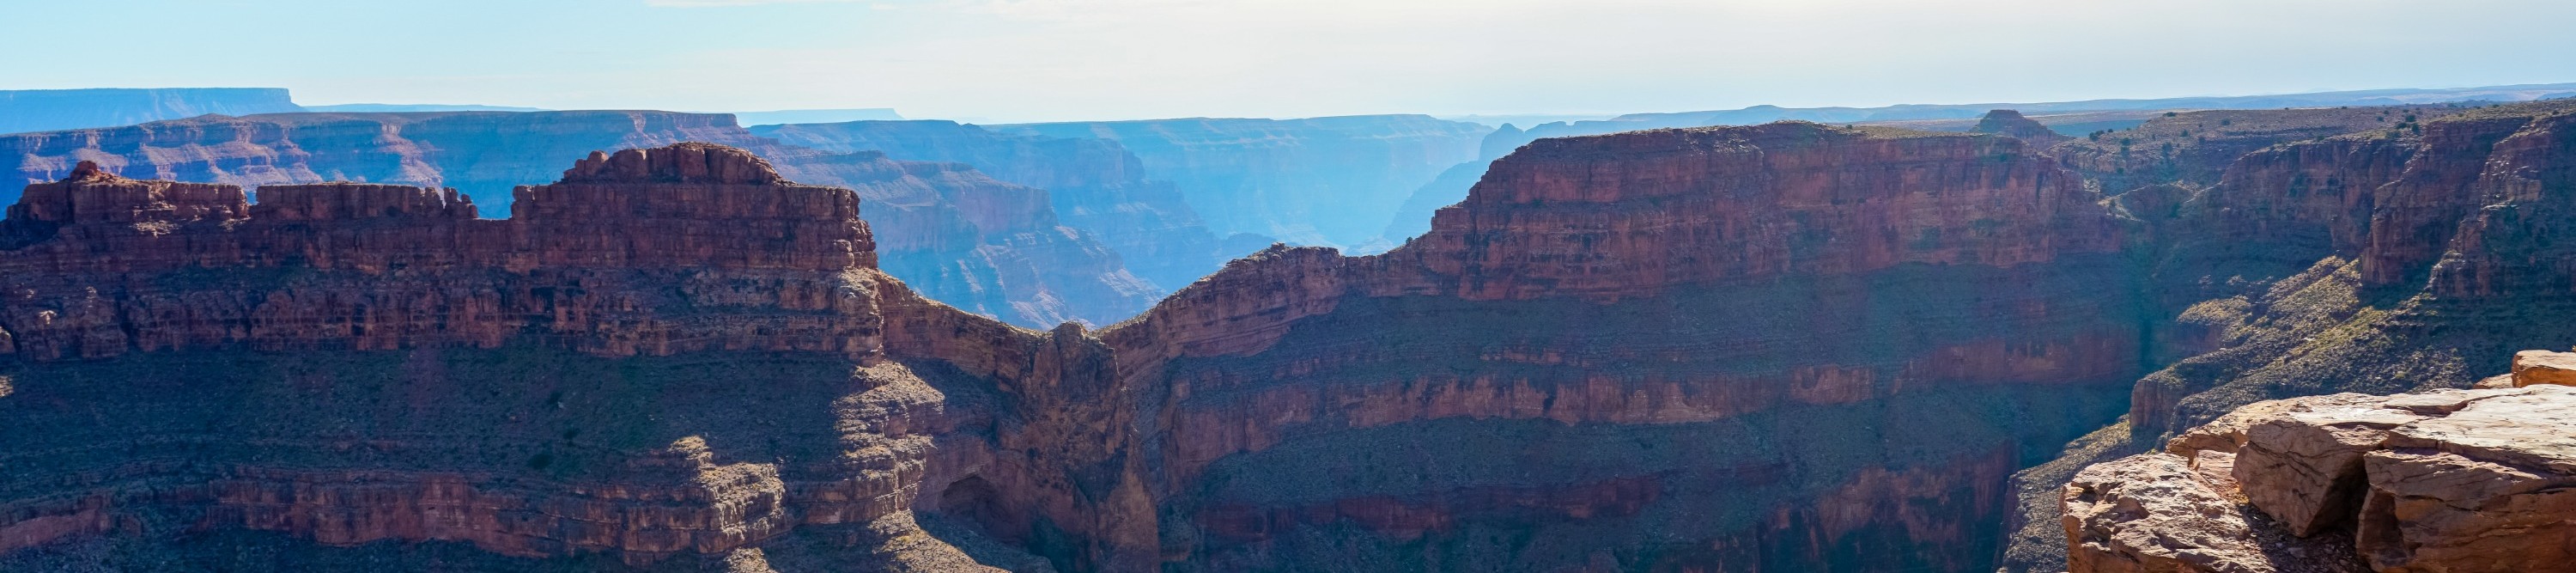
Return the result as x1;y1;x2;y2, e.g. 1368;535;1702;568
992;115;1489;248
0;124;2147;572
750;120;1224;290
0;144;1066;570
0;112;1158;328
0;88;304;135
1092;122;2142;571
1998;99;2576;572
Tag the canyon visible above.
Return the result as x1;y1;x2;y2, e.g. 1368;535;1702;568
748;120;1223;290
0;94;2573;573
989;115;1489;250
0;111;1157;329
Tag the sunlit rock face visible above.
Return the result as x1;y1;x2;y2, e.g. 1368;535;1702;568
2066;383;2576;573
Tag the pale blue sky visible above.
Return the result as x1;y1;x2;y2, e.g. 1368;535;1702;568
9;0;2574;122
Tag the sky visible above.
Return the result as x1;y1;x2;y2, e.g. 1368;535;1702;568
7;0;2576;123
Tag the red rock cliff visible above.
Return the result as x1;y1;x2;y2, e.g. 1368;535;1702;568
1084;122;2142;571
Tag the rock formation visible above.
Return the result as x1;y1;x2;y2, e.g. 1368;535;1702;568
0;143;1146;572
750;119;1224;289
2000;98;2576;572
0;111;1158;328
0;121;2150;571
1971;109;2072;147
2065;381;2576;573
8;94;2576;572
1089;121;2139;570
991;115;1488;247
0;88;303;135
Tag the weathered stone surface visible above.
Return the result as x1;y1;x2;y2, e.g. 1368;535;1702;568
2511;350;2576;387
2066;383;2576;573
2360;386;2576;572
2229;393;2433;536
2064;453;2273;573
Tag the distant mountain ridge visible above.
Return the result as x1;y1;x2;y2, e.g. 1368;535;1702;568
0;88;302;134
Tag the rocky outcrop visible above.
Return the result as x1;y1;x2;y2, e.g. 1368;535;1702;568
0;88;304;135
2000;100;2576;572
0;143;1089;571
2511;350;2576;387
1973;109;2072;147
992;115;1488;247
0;111;1157;327
2065;383;2576;573
750;119;1224;289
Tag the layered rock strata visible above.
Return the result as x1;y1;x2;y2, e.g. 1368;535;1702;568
0;111;1157;327
1092;122;2140;570
1;121;2152;572
2002;98;2576;572
2066;383;2576;573
0;144;1049;570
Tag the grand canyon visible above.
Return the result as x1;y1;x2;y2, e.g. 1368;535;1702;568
7;2;2576;571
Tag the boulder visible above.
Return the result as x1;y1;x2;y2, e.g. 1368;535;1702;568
2510;350;2576;387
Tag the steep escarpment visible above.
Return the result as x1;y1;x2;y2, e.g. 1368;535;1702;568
0;88;304;135
0;111;1157;328
1999;99;2576;572
992;115;1488;248
750;120;1223;290
1093;122;2142;571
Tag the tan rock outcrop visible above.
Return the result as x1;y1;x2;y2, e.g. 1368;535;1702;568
2510;350;2576;387
2066;381;2576;573
2063;453;2275;573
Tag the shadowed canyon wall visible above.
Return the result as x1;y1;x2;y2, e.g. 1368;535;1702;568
0;111;1157;328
